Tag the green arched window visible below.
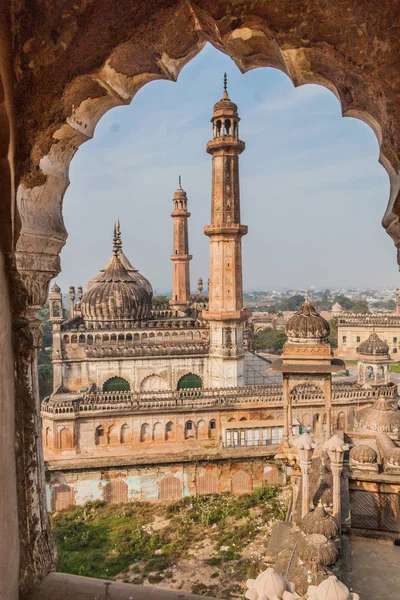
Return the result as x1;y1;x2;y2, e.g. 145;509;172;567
103;376;130;392
177;373;203;390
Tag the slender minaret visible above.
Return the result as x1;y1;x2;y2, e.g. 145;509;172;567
170;177;192;308
49;282;64;392
204;74;249;387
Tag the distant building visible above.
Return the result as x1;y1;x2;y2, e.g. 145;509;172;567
336;312;400;358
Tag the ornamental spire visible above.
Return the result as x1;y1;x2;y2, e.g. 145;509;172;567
178;175;182;189
113;219;122;257
222;72;229;99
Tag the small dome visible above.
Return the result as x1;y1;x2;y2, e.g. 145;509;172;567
355;397;400;434
301;505;339;539
298;534;338;569
357;333;389;356
247;567;286;599
50;282;61;294
81;222;152;326
386;447;400;466
350;445;377;464
331;302;343;312
309;575;354;600
286;301;330;342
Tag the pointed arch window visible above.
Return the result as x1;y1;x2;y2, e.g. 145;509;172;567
177;373;203;390
103;376;130;392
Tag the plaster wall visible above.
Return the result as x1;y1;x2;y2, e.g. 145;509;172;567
46;458;286;511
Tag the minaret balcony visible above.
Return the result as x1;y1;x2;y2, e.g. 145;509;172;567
206;137;245;154
171;209;191;217
170;254;192;262
204;223;248;237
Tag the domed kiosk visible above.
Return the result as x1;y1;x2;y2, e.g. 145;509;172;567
270;297;346;441
357;332;391;386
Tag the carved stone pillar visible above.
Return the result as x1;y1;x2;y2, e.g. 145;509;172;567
324;435;349;530
12;267;57;593
294;432;316;519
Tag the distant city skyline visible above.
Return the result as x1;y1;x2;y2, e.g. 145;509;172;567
57;44;396;293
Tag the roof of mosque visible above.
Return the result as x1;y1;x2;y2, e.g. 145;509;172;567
81;221;152;325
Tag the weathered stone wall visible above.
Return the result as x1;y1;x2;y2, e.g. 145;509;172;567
46;458;286;511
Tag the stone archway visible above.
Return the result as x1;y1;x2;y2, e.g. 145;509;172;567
2;2;400;596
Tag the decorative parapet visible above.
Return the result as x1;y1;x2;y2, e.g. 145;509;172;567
41;384;284;414
41;381;397;415
338;313;400;326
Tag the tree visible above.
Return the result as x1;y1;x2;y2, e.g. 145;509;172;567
350;300;370;314
386;299;396;311
281;295;305;311
152;295;170;309
329;316;338;348
333;295;355;311
252;329;287;351
317;290;332;311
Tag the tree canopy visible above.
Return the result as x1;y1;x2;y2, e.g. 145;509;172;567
252;328;287;351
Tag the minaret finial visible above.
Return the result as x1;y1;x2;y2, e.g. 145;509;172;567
305;289;309;302
224;72;227;91
113;219;122;257
179;175;182;188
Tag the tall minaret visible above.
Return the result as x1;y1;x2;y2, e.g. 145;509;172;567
170;177;192;309
204;74;249;387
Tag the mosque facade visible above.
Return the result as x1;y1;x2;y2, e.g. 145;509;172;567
42;81;400;527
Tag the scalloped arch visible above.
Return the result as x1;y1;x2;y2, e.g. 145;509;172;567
13;4;400;306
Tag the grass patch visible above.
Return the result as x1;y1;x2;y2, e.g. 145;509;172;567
391;362;400;373
51;486;287;587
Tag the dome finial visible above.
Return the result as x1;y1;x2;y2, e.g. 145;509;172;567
113;219;122;257
305;288;309;302
178;175;182;189
222;72;229;99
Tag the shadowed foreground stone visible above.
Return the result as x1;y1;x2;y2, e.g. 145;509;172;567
22;572;222;600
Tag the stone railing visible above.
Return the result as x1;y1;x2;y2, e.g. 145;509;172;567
338;312;400;326
41;380;396;416
332;382;397;401
41;384;284;414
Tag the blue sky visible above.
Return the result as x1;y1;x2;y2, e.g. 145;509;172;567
59;43;395;293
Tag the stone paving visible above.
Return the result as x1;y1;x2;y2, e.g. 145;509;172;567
348;537;400;600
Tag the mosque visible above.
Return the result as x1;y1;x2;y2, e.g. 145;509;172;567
42;79;400;537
